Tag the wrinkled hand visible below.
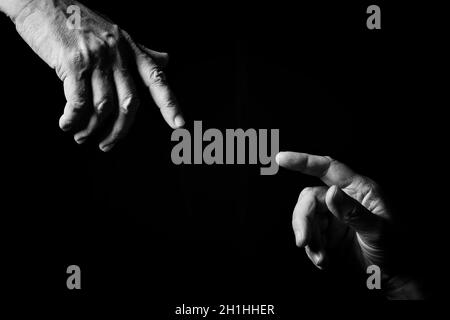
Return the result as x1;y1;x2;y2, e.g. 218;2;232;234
276;152;427;299
276;152;391;273
13;0;184;151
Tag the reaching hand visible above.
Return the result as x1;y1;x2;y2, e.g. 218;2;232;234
276;152;390;272
276;151;426;299
11;0;184;151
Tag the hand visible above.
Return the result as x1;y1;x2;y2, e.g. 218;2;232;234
277;152;426;299
12;0;184;151
276;152;391;275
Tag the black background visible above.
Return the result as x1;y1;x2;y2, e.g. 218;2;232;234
1;0;446;312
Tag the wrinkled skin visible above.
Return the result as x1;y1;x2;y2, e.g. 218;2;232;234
276;152;390;271
13;0;184;151
276;152;425;299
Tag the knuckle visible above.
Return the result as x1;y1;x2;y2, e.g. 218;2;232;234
90;40;108;63
148;66;167;85
110;24;120;38
95;100;109;114
354;176;381;202
66;49;90;71
135;50;150;63
365;178;380;193
105;26;121;49
106;36;119;49
120;95;140;114
68;100;86;113
321;157;336;178
55;64;68;81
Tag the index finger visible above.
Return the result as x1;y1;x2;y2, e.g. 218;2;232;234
275;151;357;188
121;30;184;129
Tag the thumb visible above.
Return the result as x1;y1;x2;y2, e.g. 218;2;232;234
325;185;383;240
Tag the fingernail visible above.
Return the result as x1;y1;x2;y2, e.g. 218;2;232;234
174;114;185;128
275;152;284;165
74;135;86;144
314;252;325;267
96;101;106;114
59;119;72;132
314;253;322;264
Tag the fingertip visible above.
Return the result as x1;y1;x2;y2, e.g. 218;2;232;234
74;134;87;145
325;185;338;214
99;143;113;152
294;230;306;248
59;115;71;132
161;107;184;129
173;114;185;128
325;185;338;201
325;185;343;207
313;251;327;269
276;151;301;168
325;185;348;220
275;152;287;166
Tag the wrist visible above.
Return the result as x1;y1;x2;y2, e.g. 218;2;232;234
0;0;37;21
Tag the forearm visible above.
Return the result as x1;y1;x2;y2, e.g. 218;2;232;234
0;0;35;20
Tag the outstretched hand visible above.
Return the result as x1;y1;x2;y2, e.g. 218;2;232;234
12;0;184;151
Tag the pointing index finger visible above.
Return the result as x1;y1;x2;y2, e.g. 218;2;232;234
121;30;184;129
275;151;357;188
